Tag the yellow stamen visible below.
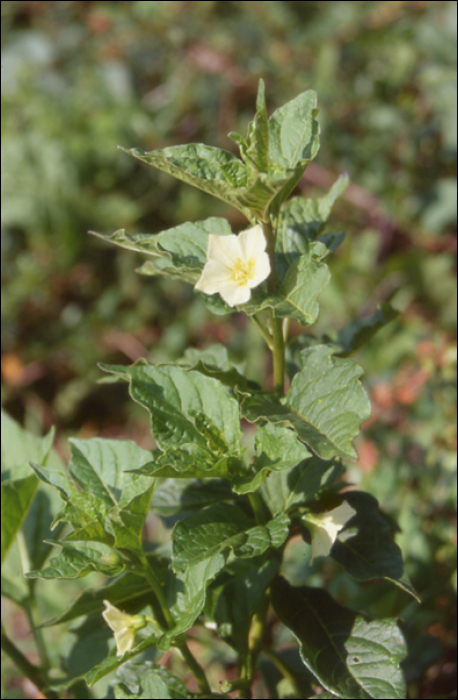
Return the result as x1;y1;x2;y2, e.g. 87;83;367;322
231;257;256;285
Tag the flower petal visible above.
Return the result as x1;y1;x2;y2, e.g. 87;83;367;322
114;627;136;655
307;501;357;563
102;600;131;630
238;225;267;259
310;524;334;562
325;502;357;529
218;280;252;307
248;251;270;288
206;234;242;267
195;260;233;294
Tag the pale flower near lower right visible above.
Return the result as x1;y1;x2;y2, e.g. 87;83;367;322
303;501;357;563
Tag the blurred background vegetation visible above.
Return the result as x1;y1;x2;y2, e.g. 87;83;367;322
1;1;456;698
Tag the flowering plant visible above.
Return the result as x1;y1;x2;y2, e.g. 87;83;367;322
1;81;415;699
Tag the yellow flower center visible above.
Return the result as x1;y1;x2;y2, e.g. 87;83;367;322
231;257;256;285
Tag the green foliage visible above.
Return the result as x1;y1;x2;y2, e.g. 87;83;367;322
1;79;417;700
238;345;371;460
272;577;407;699
1;8;456;695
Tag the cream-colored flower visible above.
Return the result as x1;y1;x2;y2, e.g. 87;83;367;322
304;502;357;563
102;600;146;656
195;224;271;307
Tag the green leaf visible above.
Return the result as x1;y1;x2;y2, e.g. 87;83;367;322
230;79;269;174
158;554;226;650
109;484;156;555
68;439;154;507
134;451;240;481
114;664;191;699
230;423;313;496
336;303;399;357
271;576;407;700
21;485;66;573
261;456;345;516
85;636;160;687
30;462;115;545
179;344;261;394
254;424;312;472
268;90;320;174
119;144;257;219
150;478;234;517
172;503;290;571
238;345;371;461
26;541;126;579
330;492;419;600
214;557;279;655
276;175;348;283
1;474;38;565
101;362;243;474
91;217;232;284
243;249;330;326
119;144;308;223
66;439;156;554
1;409;58;479
1;410;64;568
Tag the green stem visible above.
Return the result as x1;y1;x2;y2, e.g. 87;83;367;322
140;555;174;630
260;645;302;698
17;532;51;671
248;492;267;525
238;590;270;699
1;625;60;700
250;313;273;350
178;641;212;695
262;219;285;395
270;311;285;394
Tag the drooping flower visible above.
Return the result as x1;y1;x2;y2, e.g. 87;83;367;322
195;224;271;307
102;600;146;656
304;502;357;563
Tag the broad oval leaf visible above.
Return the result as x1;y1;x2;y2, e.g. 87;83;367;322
238;345;371;461
271;576;407;699
101;361;242;455
268;89;320;173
